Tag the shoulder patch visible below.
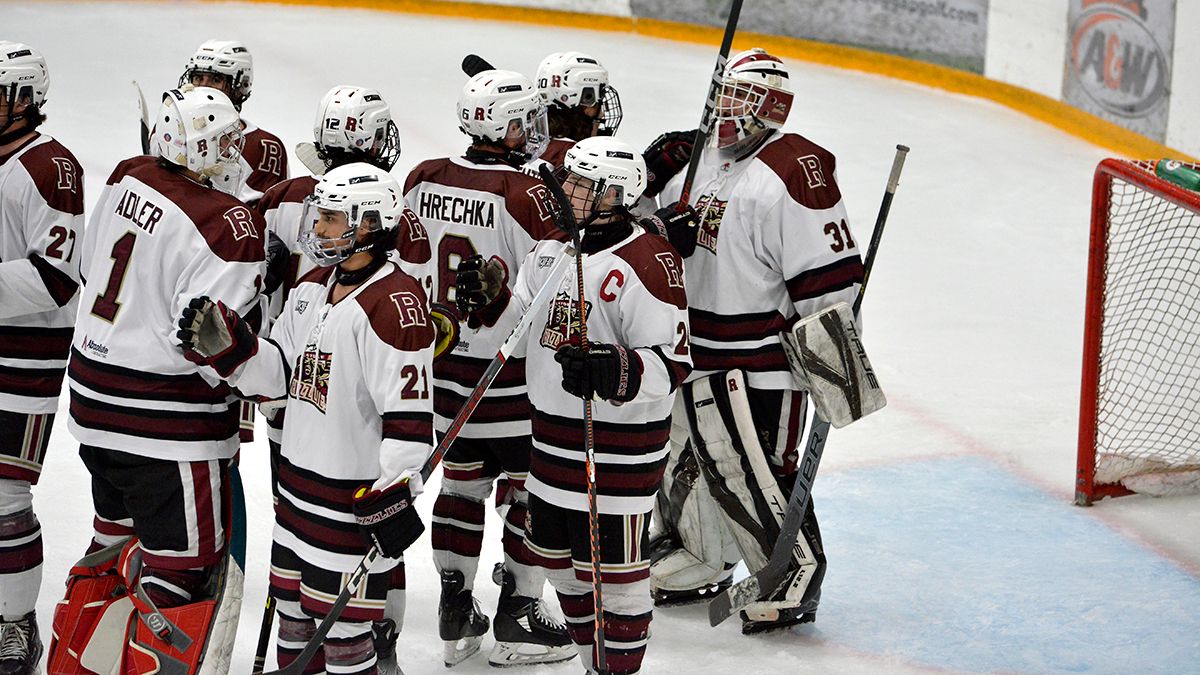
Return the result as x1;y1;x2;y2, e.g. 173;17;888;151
242;127;288;192
613;233;688;310
19;138;84;215
757;134;842;211
356;267;435;351
394;207;432;264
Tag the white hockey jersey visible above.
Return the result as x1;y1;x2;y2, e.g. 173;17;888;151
499;228;691;514
228;263;434;571
68;156;265;461
658;132;864;390
0;133;84;415
403;154;564;439
235;120;288;205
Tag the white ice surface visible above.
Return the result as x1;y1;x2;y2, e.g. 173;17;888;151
5;2;1200;673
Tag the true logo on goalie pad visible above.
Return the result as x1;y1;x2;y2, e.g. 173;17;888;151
781;302;885;428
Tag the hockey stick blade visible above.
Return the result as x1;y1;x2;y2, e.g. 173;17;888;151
707;144;909;626
295;142;327;176
462;54;496;77
133;81;151;155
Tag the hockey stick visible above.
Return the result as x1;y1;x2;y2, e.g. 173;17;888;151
260;248;576;675
462;54;496;77
676;0;743;210
538;162;607;671
250;594;275;674
133;81;151;154
708;144;910;626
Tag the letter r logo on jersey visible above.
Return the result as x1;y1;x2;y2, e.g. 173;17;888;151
257;139;284;177
224;206;259;241
52;157;78;194
391;291;428;328
526;184;555;223
797;154;826;189
655;252;683;289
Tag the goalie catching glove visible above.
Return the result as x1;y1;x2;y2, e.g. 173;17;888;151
353;481;425;558
643;130;696;198
177;296;257;377
555;342;642;403
455;254;510;328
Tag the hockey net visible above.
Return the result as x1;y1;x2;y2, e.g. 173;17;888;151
1076;158;1200;505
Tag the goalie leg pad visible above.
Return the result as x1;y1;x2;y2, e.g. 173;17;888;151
649;399;740;594
686;372;821;608
781;301;886;429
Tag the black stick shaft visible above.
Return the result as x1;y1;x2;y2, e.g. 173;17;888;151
853;145;908;316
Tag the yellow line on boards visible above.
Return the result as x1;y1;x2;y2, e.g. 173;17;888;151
202;0;1194;161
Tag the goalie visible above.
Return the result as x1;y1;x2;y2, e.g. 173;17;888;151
646;48;871;633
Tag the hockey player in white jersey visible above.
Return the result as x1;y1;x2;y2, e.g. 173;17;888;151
534;52;622;168
178;164;433;675
459;136;690;674
180;40;288;207
649;48;864;633
404;69;573;667
50;85;261;672
0;42;83;675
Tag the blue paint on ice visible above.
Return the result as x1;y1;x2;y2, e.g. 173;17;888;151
810;456;1200;673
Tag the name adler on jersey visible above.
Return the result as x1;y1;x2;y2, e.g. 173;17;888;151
417;190;496;229
114;189;163;235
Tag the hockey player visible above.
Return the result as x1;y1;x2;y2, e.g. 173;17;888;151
57;85;259;668
178;163;433;675
403;69;573;667
535;52;622;168
255;84;428;671
649;48;864;633
458;136;690;674
180;39;288;206
0;42;83;675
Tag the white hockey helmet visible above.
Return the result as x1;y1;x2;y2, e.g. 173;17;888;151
313;85;401;171
298;162;405;267
179;40;254;109
536;51;622;134
714;48;793;148
457;70;549;160
0;42;49;109
561;136;646;218
154;86;244;195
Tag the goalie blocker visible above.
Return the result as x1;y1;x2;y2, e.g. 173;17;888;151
781;301;885;428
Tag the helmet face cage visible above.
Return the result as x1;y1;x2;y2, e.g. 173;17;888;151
554;165;621;224
298;194;375;266
517;103;550;161
178;41;253;108
598;85;622;135
713;49;793;148
298;166;402;266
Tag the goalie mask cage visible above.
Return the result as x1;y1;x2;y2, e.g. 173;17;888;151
1076;158;1200;505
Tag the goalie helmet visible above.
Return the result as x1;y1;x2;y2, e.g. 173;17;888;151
536;51;622;134
179;40;254;109
313;85;401;171
298;162;404;267
0;42;50;139
561;136;646;219
457;70;549;160
714;48;793;149
154;86;244;195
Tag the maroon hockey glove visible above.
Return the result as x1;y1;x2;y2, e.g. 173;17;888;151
353;481;425;558
643;130;696;198
648;202;701;258
177;296;257;378
455;255;510;328
555;342;643;403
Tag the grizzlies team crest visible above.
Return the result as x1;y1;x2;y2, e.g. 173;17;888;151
539;291;592;350
291;343;332;412
695;193;728;254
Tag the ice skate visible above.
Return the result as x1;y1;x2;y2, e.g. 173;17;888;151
439;570;490;667
488;565;575;667
0;612;42;675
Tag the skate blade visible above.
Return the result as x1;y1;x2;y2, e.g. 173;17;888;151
487;641;577;667
740;611;817;635
443;634;485;667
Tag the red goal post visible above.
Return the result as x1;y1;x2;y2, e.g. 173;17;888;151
1077;158;1200;505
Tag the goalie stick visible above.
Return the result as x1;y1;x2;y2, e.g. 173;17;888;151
677;0;743;211
538;162;608;671
261;248;576;675
707;144;910;626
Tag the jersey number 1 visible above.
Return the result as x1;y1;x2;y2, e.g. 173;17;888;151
90;232;136;322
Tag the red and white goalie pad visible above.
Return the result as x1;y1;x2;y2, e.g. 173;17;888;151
48;538;243;675
781;302;886;428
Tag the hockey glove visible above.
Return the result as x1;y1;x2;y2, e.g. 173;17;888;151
455;255;510;328
263;230;290;296
648;202;701;258
177;297;257;378
643;130;696;198
353;481;425;559
555;342;643;403
430;302;461;363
